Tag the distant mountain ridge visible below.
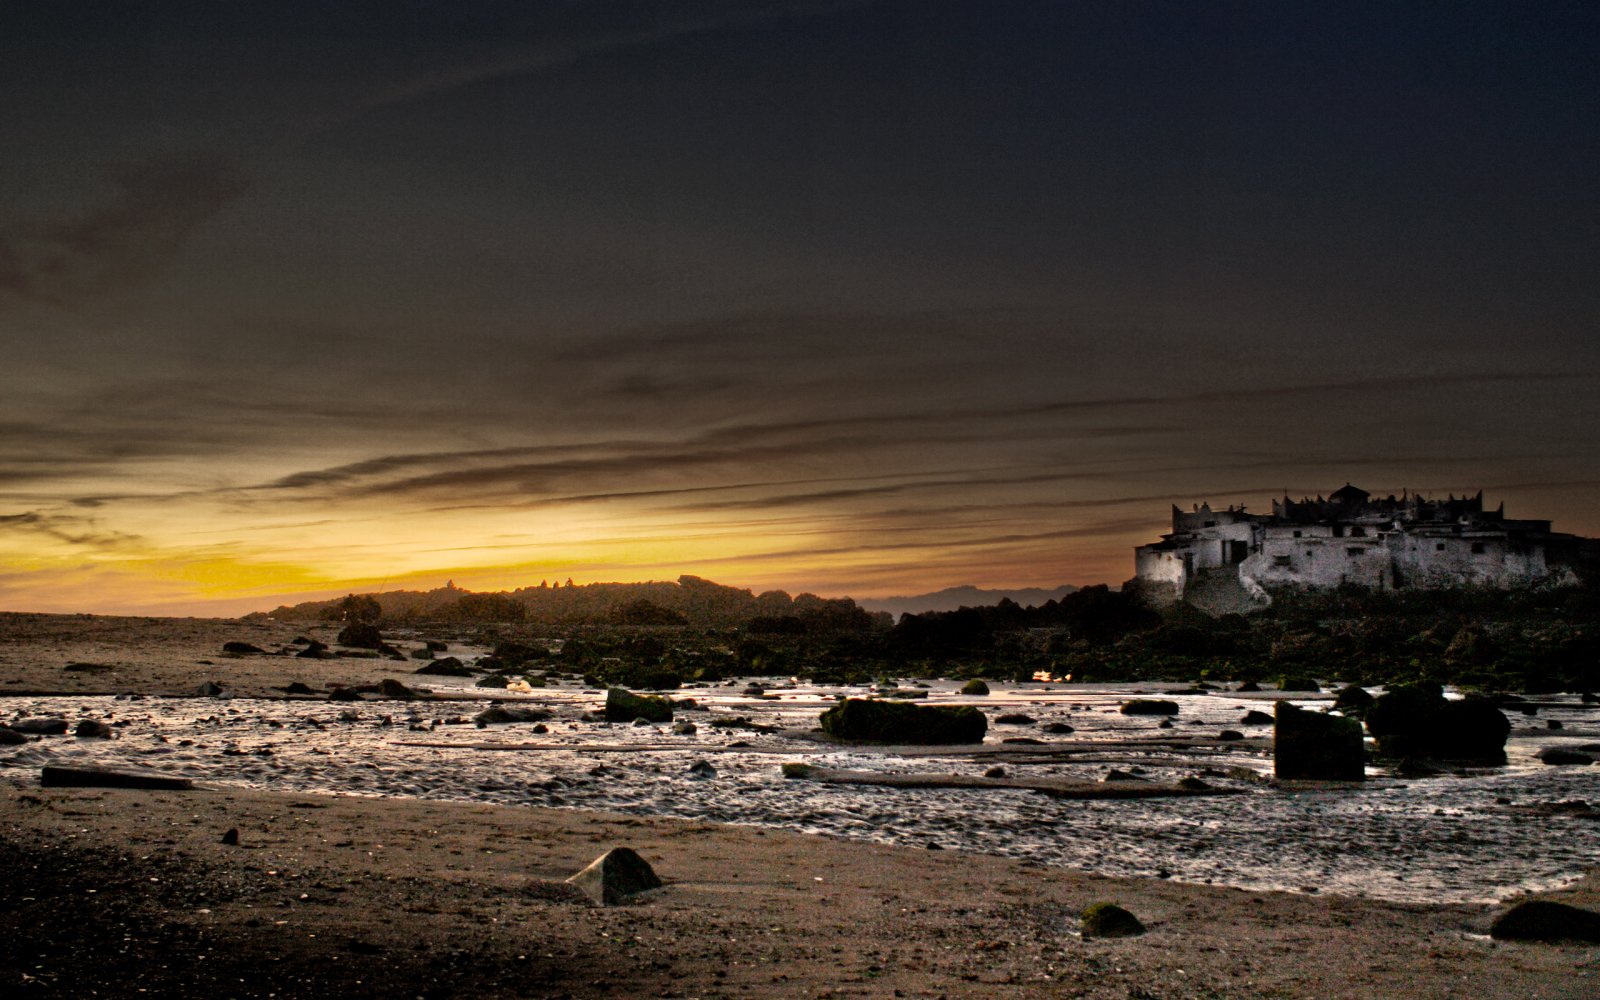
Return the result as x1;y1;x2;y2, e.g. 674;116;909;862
855;585;1079;618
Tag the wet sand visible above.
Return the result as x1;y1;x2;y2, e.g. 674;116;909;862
1;612;1597;998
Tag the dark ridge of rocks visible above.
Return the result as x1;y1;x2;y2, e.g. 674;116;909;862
1490;901;1600;942
819;698;986;745
1120;699;1179;716
40;765;193;790
222;641;266;654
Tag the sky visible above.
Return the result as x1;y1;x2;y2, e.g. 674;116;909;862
2;1;1598;616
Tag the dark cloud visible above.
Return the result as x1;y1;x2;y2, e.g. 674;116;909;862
0;155;249;307
0;511;143;551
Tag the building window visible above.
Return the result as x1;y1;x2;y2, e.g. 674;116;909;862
1203;521;1216;527
1471;542;1486;554
1347;547;1363;557
1350;526;1366;537
1436;543;1445;551
1305;549;1314;556
1332;525;1345;537
1273;555;1292;567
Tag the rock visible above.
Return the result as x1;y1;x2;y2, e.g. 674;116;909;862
1547;719;1564;730
1080;902;1145;938
1538;748;1594;766
781;762;816;779
336;622;384;649
327;687;360;702
409;646;435;660
1333;684;1375;714
995;713;1035;725
605;688;673;723
984;766;1007;778
377;678;418;700
1177;776;1212;791
1241;710;1274;725
0;726;26;745
1365;684;1510;763
1490;901;1600;943
425;639;449;651
415;656;472;676
473;705;552;726
295;642;329;659
960;679;990;696
532;723;548;734
672;720;698;735
1236;680;1262;692
196;681;224;698
687;760;715;778
222;641;265;654
742;684;766;697
1042;722;1075;734
818;699;986;745
282;682;315;695
566;847;663;906
1217;730;1245;741
631;718;656;728
1157;719;1173;729
221;828;240;846
476;674;510;688
9;717;68;735
1002;737;1043;745
74;719;113;738
1278;675;1320;693
1120;699;1179;716
40;765;193;790
1102;769;1145;782
1274;701;1364;781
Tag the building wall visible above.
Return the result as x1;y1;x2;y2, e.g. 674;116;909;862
1242;532;1395;590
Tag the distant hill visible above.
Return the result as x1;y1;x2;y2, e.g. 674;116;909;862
244;575;887;630
856;585;1079;618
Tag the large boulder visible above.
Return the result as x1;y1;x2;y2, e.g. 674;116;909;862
1120;699;1179;716
1274;701;1364;781
222;641;265;654
1365;684;1510;763
1277;675;1320;692
604;688;673;723
960;679;990;696
566;847;662;906
337;622;384;649
377;678;419;700
819;698;986;744
9;717;68;735
1080;902;1145;938
474;705;552;726
1333;684;1375;714
1490;901;1600;943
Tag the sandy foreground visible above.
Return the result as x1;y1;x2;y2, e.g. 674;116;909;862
1;613;1597;999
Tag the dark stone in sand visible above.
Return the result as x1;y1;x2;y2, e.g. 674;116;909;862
327;687;360;702
1366;684;1510;763
984;766;1007;778
1547;719;1564;730
473;705;552;726
222;641;265;654
1120;699;1179;716
1042;722;1075;734
1236;680;1262;692
995;713;1035;725
0;726;26;745
10;717;68;735
415;657;471;676
63;662;113;672
40;765;192;790
74;719;112;738
1538;748;1594;766
377;679;419;700
296;641;329;659
283;682;315;695
1102;769;1145;782
1158;719;1173;729
1081;902;1145;938
566;846;662;906
672;720;697;735
476;674;510;688
425;639;448;651
1274;701;1364;781
409;646;435;660
1177;776;1212;791
960;679;990;696
196;681;224;698
337;622;384;649
1002;737;1043;745
221;828;239;846
1490;901;1600;943
687;760;715;778
1217;730;1244;741
1333;684;1375;714
605;688;673;724
1241;710;1274;725
818;698;986;745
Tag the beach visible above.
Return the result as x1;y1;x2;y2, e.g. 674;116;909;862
1;613;1597;998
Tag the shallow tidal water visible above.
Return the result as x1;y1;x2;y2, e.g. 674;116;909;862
3;678;1598;905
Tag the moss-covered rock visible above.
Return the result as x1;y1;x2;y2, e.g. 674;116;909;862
336;622;383;649
1080;902;1145;938
1120;699;1179;716
414;656;472;676
1277;674;1320;692
1274;701;1364;781
960;679;991;696
604;687;674;723
819;698;986;744
1333;684;1375;714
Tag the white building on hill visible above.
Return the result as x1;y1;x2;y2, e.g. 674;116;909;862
1133;484;1595;607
